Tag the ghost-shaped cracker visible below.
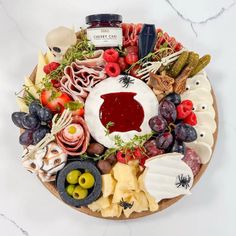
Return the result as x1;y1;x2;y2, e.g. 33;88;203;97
143;153;194;203
181;88;213;105
186;71;211;92
194;125;214;147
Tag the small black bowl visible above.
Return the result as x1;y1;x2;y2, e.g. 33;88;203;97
56;160;102;208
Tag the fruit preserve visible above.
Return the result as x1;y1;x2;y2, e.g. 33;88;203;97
85;14;123;48
99;92;144;133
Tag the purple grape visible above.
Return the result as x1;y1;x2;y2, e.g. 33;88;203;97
19;130;33;146
144;139;164;157
171;140;186;155
175;123;197;142
159;100;177;123
156;132;173;150
11;112;27;128
164;93;181;106
29;100;42;116
37;107;53;122
148;115;167;133
22;114;40;130
33;126;50;144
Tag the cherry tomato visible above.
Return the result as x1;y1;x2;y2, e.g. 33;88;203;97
125;53;139;65
118;57;128;71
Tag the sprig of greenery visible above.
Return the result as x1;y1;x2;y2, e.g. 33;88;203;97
41;30;95;90
104;121;115;136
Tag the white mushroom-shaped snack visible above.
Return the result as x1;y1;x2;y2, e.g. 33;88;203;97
186;142;212;164
46;26;77;62
143;153;194;203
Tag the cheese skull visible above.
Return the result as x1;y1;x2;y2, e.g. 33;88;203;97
46;26;77;62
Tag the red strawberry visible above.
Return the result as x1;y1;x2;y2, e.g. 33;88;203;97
103;48;119;63
118;57;128;71
105;62;121;77
133;147;146;160
40;89;72;113
43;62;60;75
184;112;197;126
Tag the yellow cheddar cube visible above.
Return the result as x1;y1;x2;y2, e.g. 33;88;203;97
35;51;47;88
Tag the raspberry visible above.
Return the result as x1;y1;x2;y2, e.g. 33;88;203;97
177;100;193;119
43;62;60;74
103;48;119;63
184;112;197;126
105;62;121;77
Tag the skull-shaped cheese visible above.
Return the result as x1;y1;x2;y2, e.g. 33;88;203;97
46;26;77;62
22;142;67;182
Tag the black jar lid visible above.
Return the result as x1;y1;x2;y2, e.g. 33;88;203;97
85;14;122;24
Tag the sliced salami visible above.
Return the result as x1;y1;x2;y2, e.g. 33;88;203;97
182;147;201;176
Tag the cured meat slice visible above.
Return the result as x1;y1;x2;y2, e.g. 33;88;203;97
182;147;201;176
122;23;143;47
56;115;90;156
60;53;107;102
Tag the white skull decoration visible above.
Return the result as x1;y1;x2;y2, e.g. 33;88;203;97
22;142;67;182
46;26;77;62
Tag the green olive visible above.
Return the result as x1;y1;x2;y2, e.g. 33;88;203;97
78;172;95;189
72;186;88;200
66;184;75;196
66;170;81;184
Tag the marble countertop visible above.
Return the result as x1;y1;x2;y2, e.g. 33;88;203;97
0;0;236;235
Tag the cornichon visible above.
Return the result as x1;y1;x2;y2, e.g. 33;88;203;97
186;52;199;69
190;54;211;77
169;51;189;78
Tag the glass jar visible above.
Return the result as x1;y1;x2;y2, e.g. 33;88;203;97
85;14;123;48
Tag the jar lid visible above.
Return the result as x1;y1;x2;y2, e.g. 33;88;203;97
85;14;122;24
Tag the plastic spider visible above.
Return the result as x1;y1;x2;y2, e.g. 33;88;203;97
175;174;191;189
119;75;135;88
119;198;134;210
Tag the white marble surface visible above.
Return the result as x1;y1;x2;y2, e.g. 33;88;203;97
0;0;236;235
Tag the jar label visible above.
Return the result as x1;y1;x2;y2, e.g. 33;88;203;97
86;27;123;47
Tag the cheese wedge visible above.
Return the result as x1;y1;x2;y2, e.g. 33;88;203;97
24;76;39;99
16;97;28;113
35;50;47;88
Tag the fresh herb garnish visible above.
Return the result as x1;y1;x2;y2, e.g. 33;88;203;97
64;101;84;111
104;121;115;136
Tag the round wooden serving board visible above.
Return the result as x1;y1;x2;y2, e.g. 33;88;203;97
29;66;218;220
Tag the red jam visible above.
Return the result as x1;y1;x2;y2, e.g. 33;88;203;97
85;14;123;48
99;92;144;133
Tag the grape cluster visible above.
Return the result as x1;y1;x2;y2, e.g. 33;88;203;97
148;93;197;155
12;100;53;146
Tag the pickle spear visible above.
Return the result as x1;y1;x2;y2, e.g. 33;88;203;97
190;54;211;77
186;52;199;69
169;51;189;78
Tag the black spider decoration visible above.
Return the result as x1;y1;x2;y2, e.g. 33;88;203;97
119;198;134;210
175;174;191;189
119;75;135;88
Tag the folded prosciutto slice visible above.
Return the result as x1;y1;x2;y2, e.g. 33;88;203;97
56;115;90;156
121;23;143;47
60;51;107;102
